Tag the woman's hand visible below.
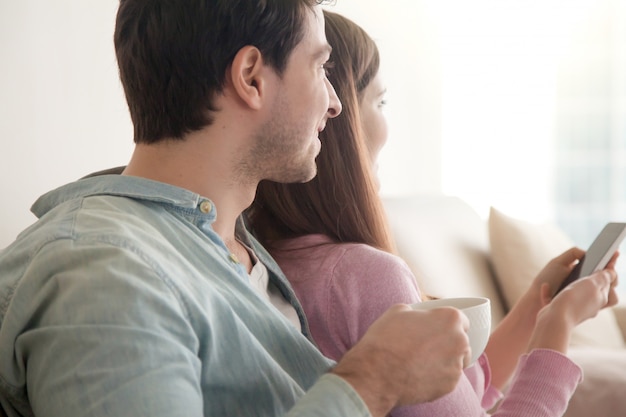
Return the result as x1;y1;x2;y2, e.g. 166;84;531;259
506;248;586;331
536;249;619;306
533;247;585;298
541;251;619;317
517;248;618;321
485;248;619;388
528;259;619;353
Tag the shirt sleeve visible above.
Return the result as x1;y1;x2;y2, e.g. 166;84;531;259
10;240;374;417
17;241;204;417
287;374;371;417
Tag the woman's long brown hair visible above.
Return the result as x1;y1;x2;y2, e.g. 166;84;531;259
246;10;396;254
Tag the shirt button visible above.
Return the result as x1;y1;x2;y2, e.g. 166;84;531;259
228;253;239;263
199;200;212;214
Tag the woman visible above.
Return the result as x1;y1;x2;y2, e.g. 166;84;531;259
247;10;619;416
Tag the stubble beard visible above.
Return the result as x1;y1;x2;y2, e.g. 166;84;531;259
242;110;319;185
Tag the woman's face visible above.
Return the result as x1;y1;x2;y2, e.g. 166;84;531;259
359;72;388;175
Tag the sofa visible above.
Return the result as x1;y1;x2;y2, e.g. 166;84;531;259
382;194;626;417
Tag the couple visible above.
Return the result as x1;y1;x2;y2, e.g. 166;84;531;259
0;1;618;416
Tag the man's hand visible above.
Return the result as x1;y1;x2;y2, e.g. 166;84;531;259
331;304;470;417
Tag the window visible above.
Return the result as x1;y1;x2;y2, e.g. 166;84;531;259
437;0;626;288
554;0;626;250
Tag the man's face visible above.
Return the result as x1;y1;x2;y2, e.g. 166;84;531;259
247;7;342;184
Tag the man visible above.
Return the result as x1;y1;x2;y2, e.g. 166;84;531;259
0;1;470;416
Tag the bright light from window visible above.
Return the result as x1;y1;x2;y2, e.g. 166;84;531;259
431;0;597;221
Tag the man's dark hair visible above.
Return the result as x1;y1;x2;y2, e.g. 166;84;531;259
114;0;328;143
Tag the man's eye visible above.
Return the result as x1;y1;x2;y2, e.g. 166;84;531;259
323;61;335;77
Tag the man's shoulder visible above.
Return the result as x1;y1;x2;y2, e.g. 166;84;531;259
24;191;166;248
0;187;196;292
21;175;207;249
0;194;153;278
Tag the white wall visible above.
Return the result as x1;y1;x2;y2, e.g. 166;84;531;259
0;1;133;248
0;0;443;248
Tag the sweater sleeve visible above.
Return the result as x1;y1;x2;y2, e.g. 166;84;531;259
298;244;582;417
465;353;504;410
492;349;582;417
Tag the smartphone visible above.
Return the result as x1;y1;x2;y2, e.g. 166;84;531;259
555;222;626;294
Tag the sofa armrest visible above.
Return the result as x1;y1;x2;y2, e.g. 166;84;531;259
612;304;626;342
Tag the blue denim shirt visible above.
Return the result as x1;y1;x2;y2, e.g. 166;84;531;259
0;175;369;417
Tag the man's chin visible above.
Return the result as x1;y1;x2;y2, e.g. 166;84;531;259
266;166;318;184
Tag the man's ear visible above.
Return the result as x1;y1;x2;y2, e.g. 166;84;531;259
228;46;267;110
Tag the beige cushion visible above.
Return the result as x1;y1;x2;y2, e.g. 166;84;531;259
383;195;507;323
488;207;625;349
564;348;626;417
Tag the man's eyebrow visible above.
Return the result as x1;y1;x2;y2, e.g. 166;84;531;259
313;43;333;59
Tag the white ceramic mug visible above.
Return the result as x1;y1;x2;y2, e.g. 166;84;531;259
411;297;491;366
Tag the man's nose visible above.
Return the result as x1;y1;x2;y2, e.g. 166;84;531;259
326;78;342;118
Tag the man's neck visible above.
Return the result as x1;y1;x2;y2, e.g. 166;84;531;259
123;138;257;250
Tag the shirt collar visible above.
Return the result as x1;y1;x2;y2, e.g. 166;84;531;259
31;175;204;219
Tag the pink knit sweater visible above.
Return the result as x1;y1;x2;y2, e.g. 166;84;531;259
271;234;582;417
